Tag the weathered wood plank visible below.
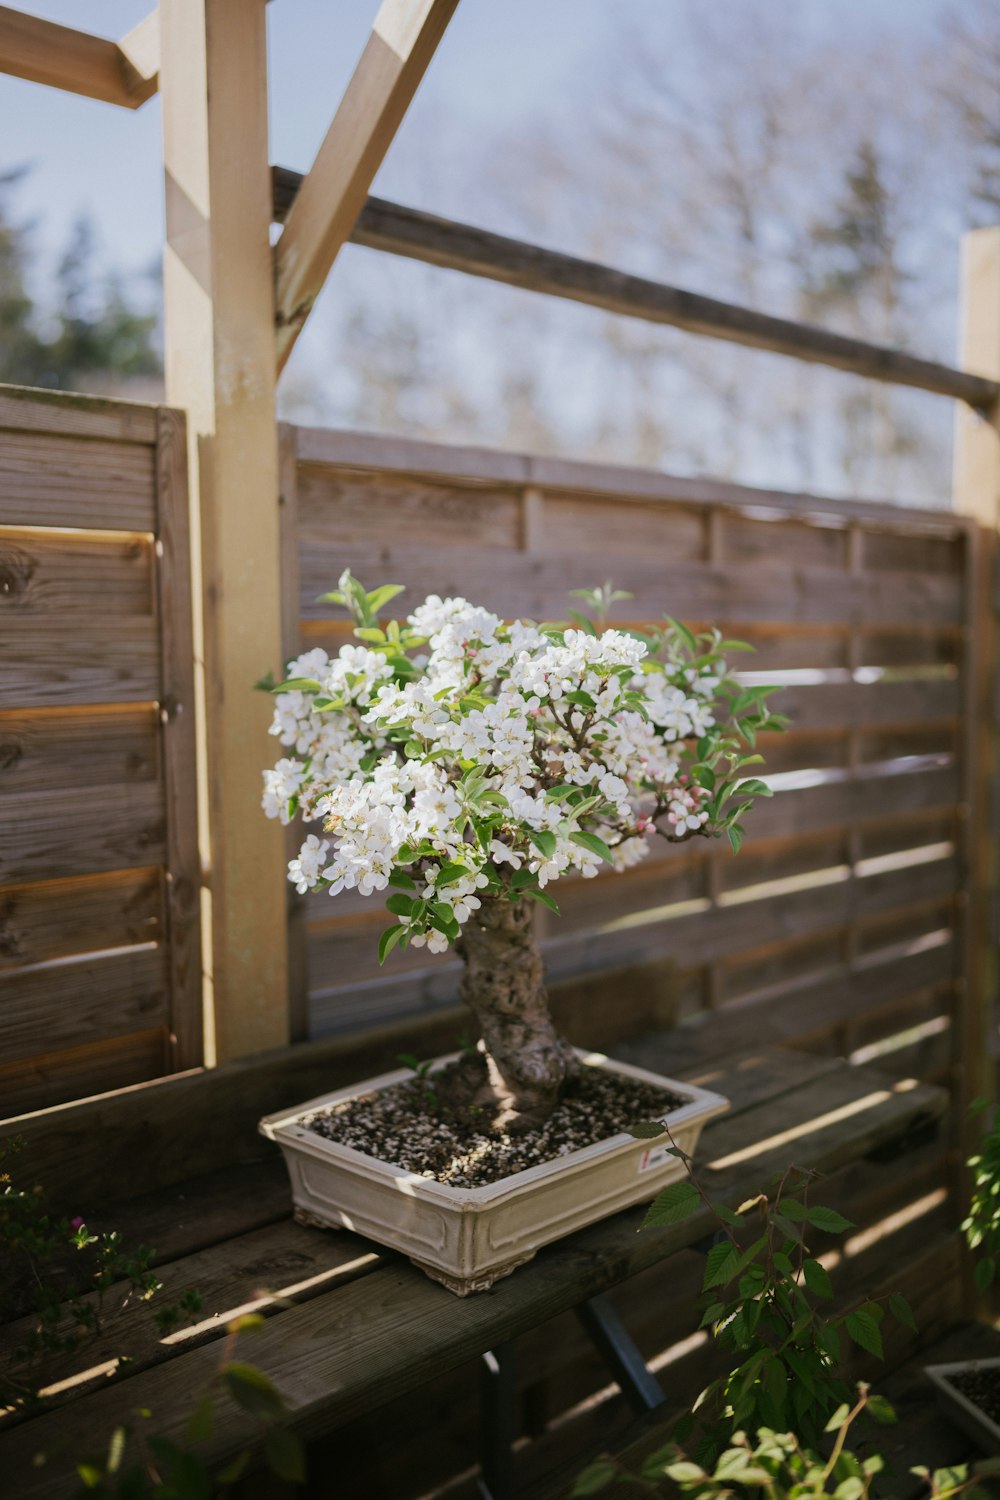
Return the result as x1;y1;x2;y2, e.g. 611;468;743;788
299;541;963;628
153;407;202;1072
0;431;156;532
0;869;162;972
0;783;164;884
0;1219;382;1418
291;426;971;536
0;708;159;795
0;530;154;616
0;1029;166;1121
298;465;522;551
0;618;160;707
0;946;168;1065
0;388;158;445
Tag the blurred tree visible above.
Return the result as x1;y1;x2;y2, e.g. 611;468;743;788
0;180;159;393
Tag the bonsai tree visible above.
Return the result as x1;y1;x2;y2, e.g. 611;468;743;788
262;574;784;1128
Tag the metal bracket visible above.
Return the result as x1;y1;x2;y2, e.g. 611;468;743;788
477;1295;664;1499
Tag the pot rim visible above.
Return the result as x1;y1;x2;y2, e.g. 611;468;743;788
259;1048;728;1205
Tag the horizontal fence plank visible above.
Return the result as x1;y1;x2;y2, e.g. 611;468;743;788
299;540;963;628
768;678;959;731
292;427;972;536
0;431;156;531
0;529;154;616
0;868;163;971
1;617;160;706
0;1029;166;1120
306;852;958;1007
0;707;160;794
0;946;169;1065
0;387;159;445
0;784;165;884
297;467;522;550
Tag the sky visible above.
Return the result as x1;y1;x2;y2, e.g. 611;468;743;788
3;0;954;274
0;0;968;491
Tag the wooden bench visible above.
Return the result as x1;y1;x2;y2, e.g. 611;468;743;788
0;1041;950;1499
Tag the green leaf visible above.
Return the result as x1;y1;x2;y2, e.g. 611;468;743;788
271;676;322;694
802;1258;834;1299
434;861;470;887
378;925;406;965
570;830;613;863
365;583;406;615
528;828;557;859
825;1401;852;1433
76;1463;103;1489
385;892;415;917
806;1205;855;1234
216;1451;251;1484
564;690;597;710
223;1362;286;1420
388;869;416;890
525;887;561;915
185;1396;215;1445
975;1256;996;1292
845;1308;884;1360
628;1121;666;1139
866;1393;897;1425
727;826;743;855
263;1426;306;1483
703;1240;740;1289
644;1181;700;1226
889;1292;917;1331
665;616;698;654
571;1458;619;1495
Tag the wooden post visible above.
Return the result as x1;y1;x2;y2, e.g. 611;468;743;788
953;229;1000;1309
160;0;289;1061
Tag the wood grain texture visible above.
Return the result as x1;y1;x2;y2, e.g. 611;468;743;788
0;945;168;1065
0;387;157;444
0;868;162;971
0;707;159;793
0;528;154;616
153;406;202;1071
0;1029;166;1119
279;425;310;1042
0;431;155;531
299;541;963;628
0;783;165;884
0;5;154;107
1;617;159;706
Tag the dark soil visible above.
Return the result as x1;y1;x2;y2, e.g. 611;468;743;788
305;1053;686;1189
951;1366;1000;1427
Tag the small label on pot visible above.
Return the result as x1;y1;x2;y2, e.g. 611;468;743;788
638;1143;675;1173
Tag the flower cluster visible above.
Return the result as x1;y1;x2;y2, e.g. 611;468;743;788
262;574;783;962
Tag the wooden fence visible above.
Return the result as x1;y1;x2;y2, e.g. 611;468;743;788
0;386;200;1116
280;425;978;1098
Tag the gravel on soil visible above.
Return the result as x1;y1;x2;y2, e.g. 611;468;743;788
305;1057;687;1189
951;1367;1000;1427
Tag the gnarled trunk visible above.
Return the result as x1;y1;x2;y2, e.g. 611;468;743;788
457;894;578;1129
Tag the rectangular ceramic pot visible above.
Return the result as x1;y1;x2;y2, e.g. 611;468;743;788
259;1050;728;1295
926;1358;1000;1453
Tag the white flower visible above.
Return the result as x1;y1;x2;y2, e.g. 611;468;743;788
288;834;330;893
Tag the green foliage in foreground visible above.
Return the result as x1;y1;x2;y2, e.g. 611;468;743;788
574;1385;1000;1498
961;1099;1000;1293
626;1129;914;1465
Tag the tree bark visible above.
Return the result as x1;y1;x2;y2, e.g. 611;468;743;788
456;894;578;1128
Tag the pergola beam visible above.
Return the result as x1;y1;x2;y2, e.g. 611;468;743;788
0;4;157;108
272;168;1000;411
273;0;459;372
